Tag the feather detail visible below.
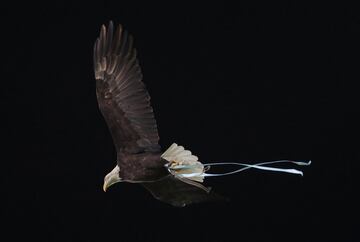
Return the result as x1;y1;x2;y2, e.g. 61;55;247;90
161;143;205;182
94;21;160;153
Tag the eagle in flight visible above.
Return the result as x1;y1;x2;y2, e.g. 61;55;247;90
94;22;311;207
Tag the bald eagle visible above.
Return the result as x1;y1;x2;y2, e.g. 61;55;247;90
94;22;310;207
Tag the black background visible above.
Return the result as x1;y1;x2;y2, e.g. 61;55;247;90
2;1;356;242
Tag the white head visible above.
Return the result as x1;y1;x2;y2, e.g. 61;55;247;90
103;165;122;192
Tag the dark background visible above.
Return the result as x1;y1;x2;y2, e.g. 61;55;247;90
2;1;356;241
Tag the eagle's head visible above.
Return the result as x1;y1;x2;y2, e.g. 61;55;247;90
103;165;121;192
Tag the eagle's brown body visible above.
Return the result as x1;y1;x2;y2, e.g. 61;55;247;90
94;22;222;206
96;77;167;182
117;152;168;182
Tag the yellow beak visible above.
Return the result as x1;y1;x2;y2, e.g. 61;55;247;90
103;183;107;192
103;166;121;192
103;176;121;192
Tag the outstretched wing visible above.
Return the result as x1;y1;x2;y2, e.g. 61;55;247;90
142;175;227;207
94;22;160;153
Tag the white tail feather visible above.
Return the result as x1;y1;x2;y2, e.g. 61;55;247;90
162;143;204;182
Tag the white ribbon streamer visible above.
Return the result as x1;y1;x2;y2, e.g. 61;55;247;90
202;160;312;177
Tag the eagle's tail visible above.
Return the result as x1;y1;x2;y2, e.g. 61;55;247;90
161;143;205;182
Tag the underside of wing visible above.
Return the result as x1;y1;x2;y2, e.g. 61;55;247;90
94;22;160;153
142;175;227;207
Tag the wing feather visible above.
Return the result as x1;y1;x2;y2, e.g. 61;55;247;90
94;22;160;153
142;175;227;207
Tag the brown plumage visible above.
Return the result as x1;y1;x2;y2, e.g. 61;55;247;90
94;22;222;206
